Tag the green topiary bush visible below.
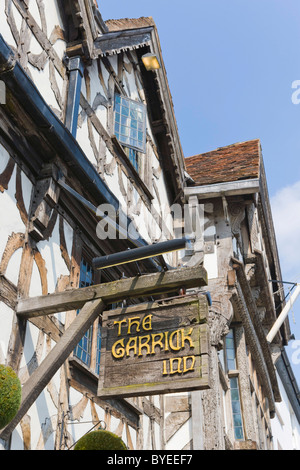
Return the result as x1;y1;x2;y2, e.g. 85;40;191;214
0;364;22;429
74;430;127;450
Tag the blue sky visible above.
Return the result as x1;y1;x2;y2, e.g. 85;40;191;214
98;1;300;384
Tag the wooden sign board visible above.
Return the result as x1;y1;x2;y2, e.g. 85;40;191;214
97;295;210;399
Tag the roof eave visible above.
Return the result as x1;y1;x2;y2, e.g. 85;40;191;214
184;178;260;200
93;26;153;56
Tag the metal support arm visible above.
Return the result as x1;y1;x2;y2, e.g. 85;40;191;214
267;284;300;343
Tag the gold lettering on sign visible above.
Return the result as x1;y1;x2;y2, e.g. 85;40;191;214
127;317;141;334
170;357;182;374
114;314;153;336
169;330;181;351
112;339;125;359
125;337;138;356
142;314;153;331
138;335;151;356
181;328;195;348
111;327;195;359
111;312;198;376
162;355;196;376
183;355;195;373
114;319;127;336
151;333;164;354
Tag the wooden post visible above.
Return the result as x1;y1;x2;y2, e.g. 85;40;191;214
0;298;105;440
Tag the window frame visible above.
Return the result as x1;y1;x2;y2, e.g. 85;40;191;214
73;252;102;375
222;328;245;442
114;93;147;154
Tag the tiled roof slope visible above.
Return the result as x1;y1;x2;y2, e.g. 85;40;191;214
106;17;155;31
185;139;261;186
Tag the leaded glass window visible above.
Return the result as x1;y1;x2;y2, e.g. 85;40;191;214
114;94;146;153
73;259;94;366
95;323;102;376
128;148;138;172
224;329;245;441
74;258;101;373
225;329;236;371
230;377;244;440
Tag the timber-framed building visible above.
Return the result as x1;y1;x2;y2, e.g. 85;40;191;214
0;0;299;451
185;140;300;449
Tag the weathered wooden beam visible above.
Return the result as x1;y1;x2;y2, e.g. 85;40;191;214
17;266;207;319
184;179;260;200
0;274;17;310
94;27;152;56
0;298;105;440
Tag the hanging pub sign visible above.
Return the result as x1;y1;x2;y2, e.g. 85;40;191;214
97;295;210;399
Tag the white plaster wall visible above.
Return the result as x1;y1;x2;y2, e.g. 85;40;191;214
37;217;70;295
0;302;14;363
124;68;140;101
204;214;218;279
0;166;26;262
42;0;64;39
204;251;218;279
271;373;300;450
10;322;60;449
1;0;66;113
27;61;60;110
11;387;59;450
128;426;137;449
165;416;192;451
85;61;108;130
104;167;128;211
108;55;118;76
63;218;73;259
163;392;192;451
28;0;43;30
0;5;18;49
0;148;33;369
20;323;42;371
76;113;98;166
29;259;43;298
25;377;59;449
66;389;137;450
5;248;22;286
142;414;151;450
70;397;102;445
0;143;10;172
21;171;33;214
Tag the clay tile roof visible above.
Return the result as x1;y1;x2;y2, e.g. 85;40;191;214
105;17;156;32
185;139;261;186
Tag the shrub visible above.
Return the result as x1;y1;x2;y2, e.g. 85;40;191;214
0;364;22;429
74;430;127;450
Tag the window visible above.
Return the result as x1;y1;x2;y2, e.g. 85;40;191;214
95;323;102;376
74;257;102;373
229;377;244;440
127;147;139;172
224;328;245;441
225;329;236;371
114;94;146;153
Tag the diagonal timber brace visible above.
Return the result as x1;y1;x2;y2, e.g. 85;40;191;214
0;266;207;440
0;298;105;440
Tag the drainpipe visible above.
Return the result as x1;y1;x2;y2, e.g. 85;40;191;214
65;56;84;137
